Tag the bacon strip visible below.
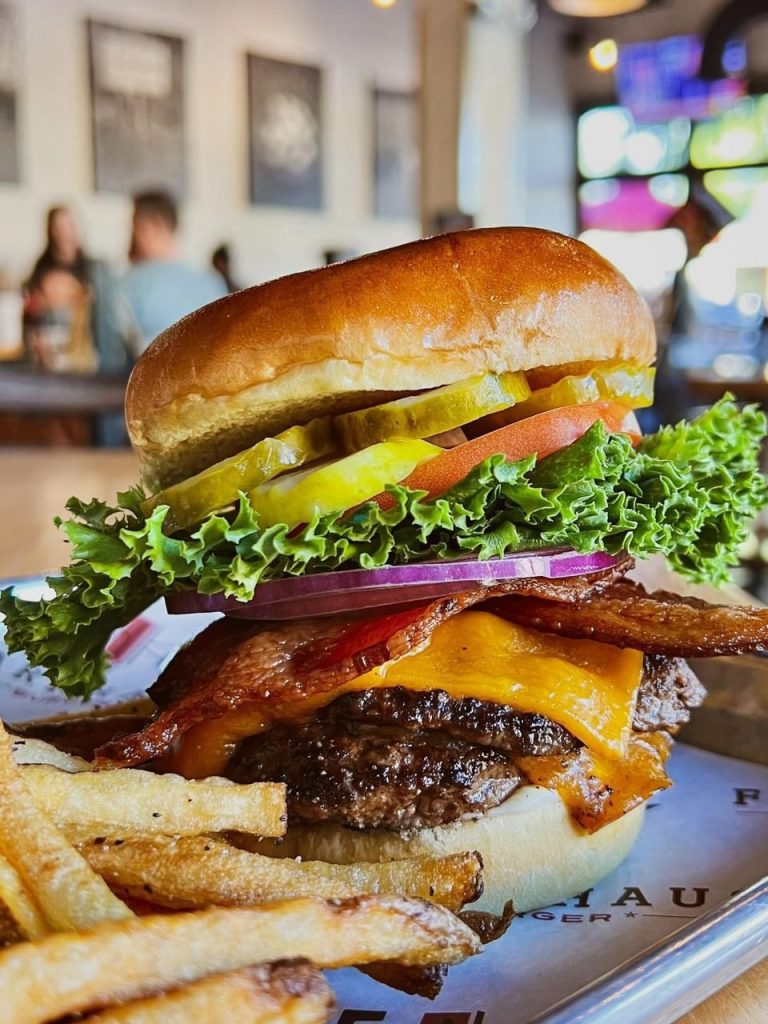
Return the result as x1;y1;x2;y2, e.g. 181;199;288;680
95;562;628;768
486;579;768;657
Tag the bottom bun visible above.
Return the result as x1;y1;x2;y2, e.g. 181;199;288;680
265;786;645;914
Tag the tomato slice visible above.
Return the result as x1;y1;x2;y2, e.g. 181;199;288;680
317;604;431;670
374;401;641;509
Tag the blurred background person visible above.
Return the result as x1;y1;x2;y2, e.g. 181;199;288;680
20;205;133;446
27;206;90;291
23;206;96;374
664;195;724;338
642;194;728;430
122;190;227;353
211;243;241;294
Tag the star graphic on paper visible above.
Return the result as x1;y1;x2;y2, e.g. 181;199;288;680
625;911;638;918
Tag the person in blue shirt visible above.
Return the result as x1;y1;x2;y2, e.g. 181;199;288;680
122;190;227;354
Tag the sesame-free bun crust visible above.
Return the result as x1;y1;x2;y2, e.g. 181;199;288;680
127;228;656;488
260;787;645;914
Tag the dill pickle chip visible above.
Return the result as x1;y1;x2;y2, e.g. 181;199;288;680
142;417;337;532
335;372;531;452
504;375;601;421
486;362;655;427
248;438;441;528
593;362;656;406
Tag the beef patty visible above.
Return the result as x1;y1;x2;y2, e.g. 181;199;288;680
229;655;704;831
317;688;579;757
232;725;520;830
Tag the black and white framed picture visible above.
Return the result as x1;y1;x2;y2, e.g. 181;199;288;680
373;89;418;219
0;2;19;184
87;20;185;195
247;54;323;209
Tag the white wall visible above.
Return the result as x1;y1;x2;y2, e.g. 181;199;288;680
523;6;575;236
0;0;418;286
460;3;531;229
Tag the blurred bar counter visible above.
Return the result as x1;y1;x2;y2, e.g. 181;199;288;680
685;369;768;406
0;366;129;446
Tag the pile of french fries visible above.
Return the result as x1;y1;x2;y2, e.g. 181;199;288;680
0;721;484;1023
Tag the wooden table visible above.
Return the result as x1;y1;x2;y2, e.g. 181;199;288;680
0;447;765;1022
0;448;138;577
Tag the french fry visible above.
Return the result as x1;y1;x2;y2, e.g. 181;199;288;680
80;833;484;912
0;903;22;947
21;764;287;840
0;895;480;1024
10;736;89;773
0;722;132;931
0;852;47;941
77;962;333;1024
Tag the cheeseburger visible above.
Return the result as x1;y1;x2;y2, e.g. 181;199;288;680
5;227;768;913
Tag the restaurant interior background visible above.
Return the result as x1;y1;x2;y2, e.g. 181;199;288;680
1;0;768;584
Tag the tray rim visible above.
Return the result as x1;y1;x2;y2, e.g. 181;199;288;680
528;875;768;1024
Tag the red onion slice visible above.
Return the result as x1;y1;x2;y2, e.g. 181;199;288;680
165;549;621;621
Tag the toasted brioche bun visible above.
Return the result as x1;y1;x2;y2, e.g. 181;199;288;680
127;228;655;488
259;786;645;914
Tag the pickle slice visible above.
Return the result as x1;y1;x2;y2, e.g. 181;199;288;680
335;372;531;452
593;362;656;406
142;417;337;532
482;362;655;428
248;438;441;529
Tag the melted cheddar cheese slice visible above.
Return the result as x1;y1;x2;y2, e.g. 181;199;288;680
365;611;642;760
518;731;672;832
171;611;644;779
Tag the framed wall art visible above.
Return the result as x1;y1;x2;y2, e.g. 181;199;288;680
373;88;418;219
247;54;323;209
0;3;19;184
87;20;185;195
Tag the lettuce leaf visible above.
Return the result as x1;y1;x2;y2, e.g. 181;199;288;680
1;397;766;698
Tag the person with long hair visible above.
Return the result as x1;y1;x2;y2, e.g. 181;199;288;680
24;206;96;373
27;206;91;291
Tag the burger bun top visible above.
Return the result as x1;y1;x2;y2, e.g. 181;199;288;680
126;227;656;489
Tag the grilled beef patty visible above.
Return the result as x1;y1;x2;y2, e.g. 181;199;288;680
229;655;704;831
317;688;579;757
231;724;521;829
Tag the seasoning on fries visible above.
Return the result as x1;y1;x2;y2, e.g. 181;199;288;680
79;832;483;911
21;763;286;840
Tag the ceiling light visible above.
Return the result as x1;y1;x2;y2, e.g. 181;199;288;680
372;0;398;8
588;38;618;71
549;0;647;16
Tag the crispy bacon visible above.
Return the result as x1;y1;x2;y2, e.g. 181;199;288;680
486;579;768;657
94;562;629;768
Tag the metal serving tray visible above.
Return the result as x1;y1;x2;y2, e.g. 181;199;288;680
530;877;768;1024
325;736;768;1024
